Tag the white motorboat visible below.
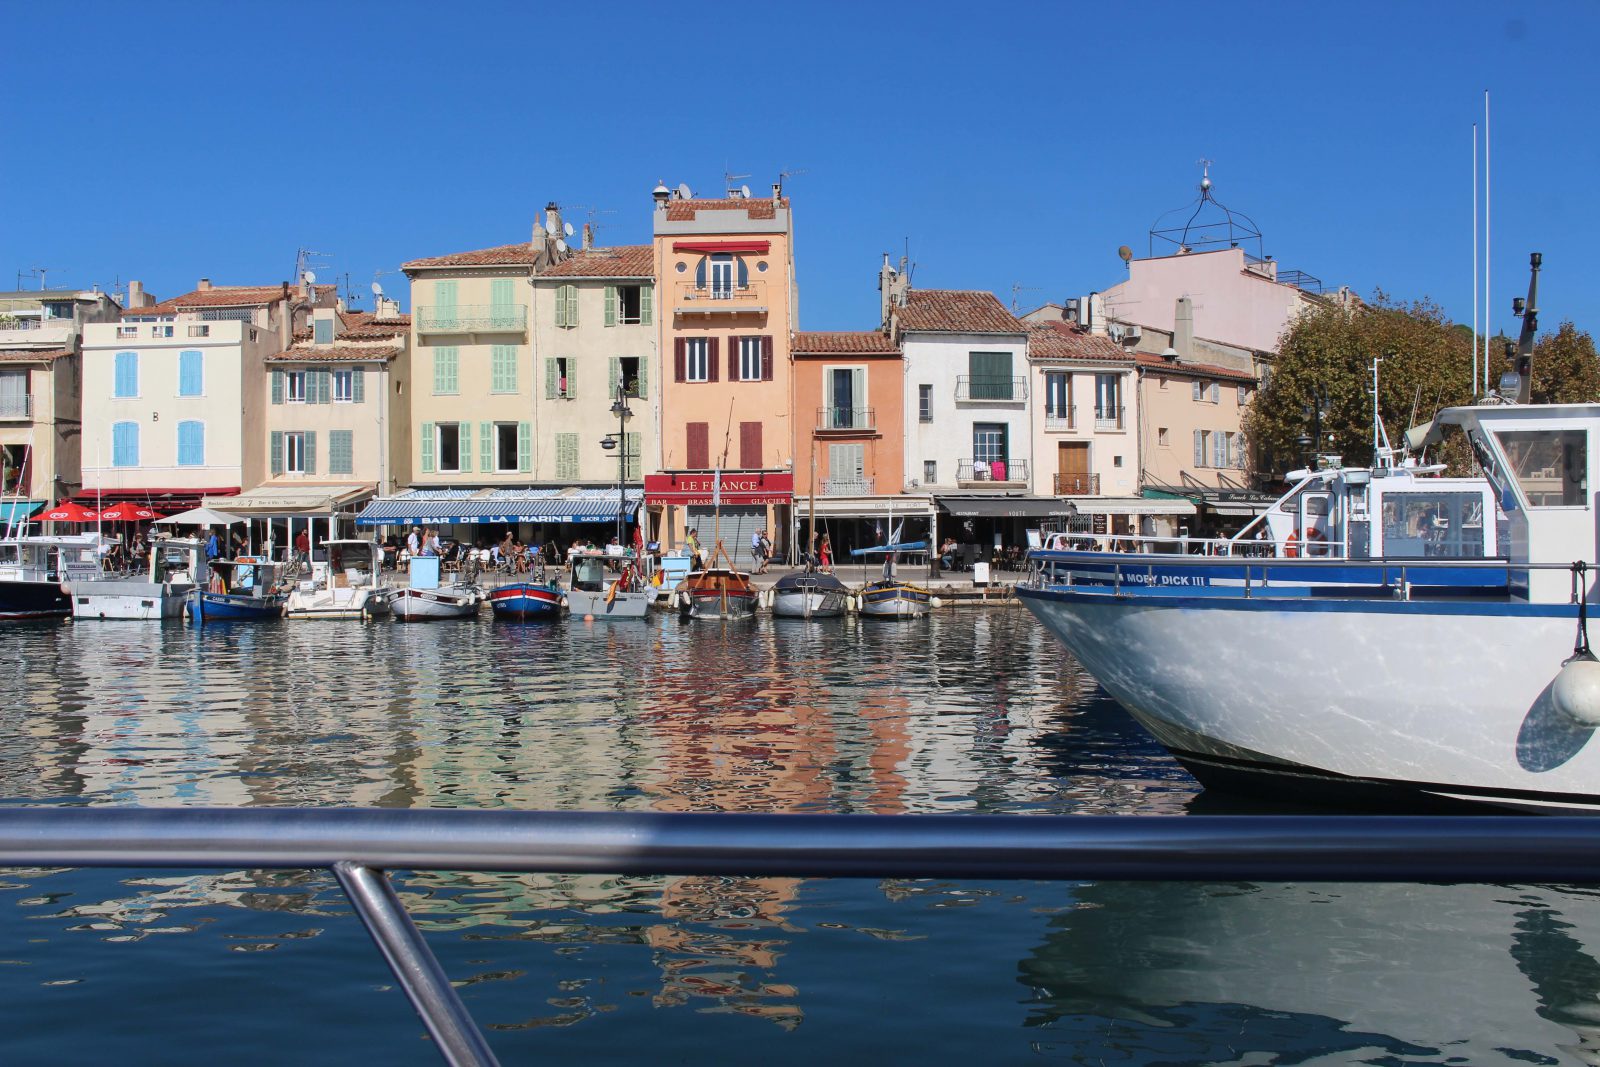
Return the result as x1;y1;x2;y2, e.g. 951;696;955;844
390;554;479;621
564;550;651;620
284;539;392;620
72;537;207;621
0;534;106;619
1021;256;1600;813
770;567;848;618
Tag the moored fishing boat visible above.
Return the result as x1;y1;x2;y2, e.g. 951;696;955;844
283;539;391;620
0;534;106;620
186;557;288;622
770;567;849;618
487;579;563;620
390;555;481;621
1019;255;1600;813
72;537;207;620
674;541;757;620
564;550;651;620
852;542;932;619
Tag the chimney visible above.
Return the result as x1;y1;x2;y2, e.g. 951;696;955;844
1174;296;1195;359
197;278;211;291
545;201;562;243
652;180;671;208
126;280;147;309
877;253;907;330
582;222;593;251
772;182;782;201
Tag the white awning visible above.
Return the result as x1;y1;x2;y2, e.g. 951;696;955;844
206;484;374;518
802;495;934;518
1068;496;1197;516
1207;501;1274;517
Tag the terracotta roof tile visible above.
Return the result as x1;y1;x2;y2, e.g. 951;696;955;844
539;246;654;278
265;345;403;364
123;283;321;317
792;330;899;355
664;197;785;222
1135;353;1256;382
0;348;71;362
896;290;1023;335
402;242;535;270
1027;322;1131;363
288;309;411;346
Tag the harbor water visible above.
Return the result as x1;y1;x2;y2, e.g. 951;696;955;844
1;610;1597;1065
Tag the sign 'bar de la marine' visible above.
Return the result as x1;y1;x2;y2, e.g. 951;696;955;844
643;472;794;506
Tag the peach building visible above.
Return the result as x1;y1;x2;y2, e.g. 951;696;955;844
647;185;795;566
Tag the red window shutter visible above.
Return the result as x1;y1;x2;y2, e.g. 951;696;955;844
739;421;762;469
761;335;773;381
687;422;709;469
674;338;686;382
707;337;720;382
728;338;741;381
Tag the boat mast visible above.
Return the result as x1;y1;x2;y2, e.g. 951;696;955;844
807;445;816;570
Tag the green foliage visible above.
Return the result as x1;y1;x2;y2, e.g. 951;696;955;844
1484;320;1600;404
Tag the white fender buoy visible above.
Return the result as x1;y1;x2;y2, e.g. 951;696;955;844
931;597;944;609
845;595;856;612
1553;652;1600;726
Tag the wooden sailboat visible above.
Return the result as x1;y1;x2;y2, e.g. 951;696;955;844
772;449;847;617
677;538;758;619
854;543;933;618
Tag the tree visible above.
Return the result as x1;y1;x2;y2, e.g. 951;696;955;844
1244;295;1476;476
1484;320;1600;405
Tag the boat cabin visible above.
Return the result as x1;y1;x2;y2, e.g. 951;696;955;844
0;535;105;584
313;539;384;591
221;557;283;600
150;538;209;587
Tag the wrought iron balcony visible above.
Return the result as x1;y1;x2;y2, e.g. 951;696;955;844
957;458;1028;485
822;476;874;496
955;375;1027;402
673;280;768;314
0;394;31;419
1094;405;1125;431
815;406;876;433
1054;472;1100;495
1044;411;1076;431
415;304;527;333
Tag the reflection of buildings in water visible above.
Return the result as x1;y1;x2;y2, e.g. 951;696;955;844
1016;879;1600;1065
1510;890;1600;1066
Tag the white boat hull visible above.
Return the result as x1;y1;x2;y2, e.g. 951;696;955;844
1018;586;1600;812
390;587;479;621
565;588;651;619
771;589;847;618
71;581;192;620
284;586;391;620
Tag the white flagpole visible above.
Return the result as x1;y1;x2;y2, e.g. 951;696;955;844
1472;121;1479;397
1484;89;1491;394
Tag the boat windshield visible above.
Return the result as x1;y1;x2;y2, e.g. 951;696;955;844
1493;428;1587;507
1380;491;1486;558
327;544;377;584
0;544;18;565
572;557;607;590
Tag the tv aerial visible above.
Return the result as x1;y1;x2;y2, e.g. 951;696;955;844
724;169;751;196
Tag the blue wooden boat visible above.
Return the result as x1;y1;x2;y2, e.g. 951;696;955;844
186;558;287;622
487;581;563;620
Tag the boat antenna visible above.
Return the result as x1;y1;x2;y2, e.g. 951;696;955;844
1370;354;1396;469
1510;252;1541;404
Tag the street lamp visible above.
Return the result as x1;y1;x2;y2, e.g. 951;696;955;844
600;383;633;544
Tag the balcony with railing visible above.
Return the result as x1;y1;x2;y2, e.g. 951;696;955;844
673;280;768;314
0;319;72;346
1054;472;1100;495
815;407;877;434
414;305;527;334
0;394;32;420
957;458;1029;486
822;476;874;496
1044;410;1075;431
955;375;1027;402
1094;405;1125;431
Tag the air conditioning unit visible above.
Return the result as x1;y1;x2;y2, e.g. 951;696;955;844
1123;324;1141;342
1064;298;1082;322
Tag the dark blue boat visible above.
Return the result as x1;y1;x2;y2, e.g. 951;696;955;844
186;559;287;622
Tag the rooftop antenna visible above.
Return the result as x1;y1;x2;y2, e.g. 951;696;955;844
30;267;55;290
294;248;331;288
724;168;751;197
1009;283;1041;314
777;167;807;195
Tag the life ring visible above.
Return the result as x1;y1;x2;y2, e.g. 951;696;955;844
1304;528;1329;557
1284;531;1299;559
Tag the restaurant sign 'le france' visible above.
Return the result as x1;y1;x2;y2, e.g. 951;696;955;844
643;472;794;506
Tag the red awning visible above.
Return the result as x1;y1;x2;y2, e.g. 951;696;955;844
74;488;239;513
671;240;771;255
645;472;793;506
97;502;165;522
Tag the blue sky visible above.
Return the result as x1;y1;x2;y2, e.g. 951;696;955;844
6;1;1598;338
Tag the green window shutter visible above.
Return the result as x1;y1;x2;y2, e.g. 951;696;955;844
271;369;284;405
490;279;514;327
491;345;517;393
270;430;283;474
457;421;472;472
608;357;619;398
434;347;458;394
556;433;578;481
480;421;493;472
604;286;617;327
518;421;532;473
352;367;365;403
566;360;576;399
637;354;648;399
625;431;641;481
303;430;317;475
639;285;652;326
561;285;577;327
330;430;353;475
422;422;436;473
545;358;557;399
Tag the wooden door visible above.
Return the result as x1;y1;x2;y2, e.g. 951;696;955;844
1057;442;1091;494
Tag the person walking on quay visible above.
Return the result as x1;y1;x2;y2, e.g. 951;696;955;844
426;527;442;557
406;526;421;558
204;527;221;563
687;527;703;571
294;527;310;567
818;533;833;572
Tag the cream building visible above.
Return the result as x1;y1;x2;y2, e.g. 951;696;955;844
1023;321;1138;500
80;280;329;511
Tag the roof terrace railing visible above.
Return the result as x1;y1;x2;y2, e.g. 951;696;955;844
6;807;1600;1067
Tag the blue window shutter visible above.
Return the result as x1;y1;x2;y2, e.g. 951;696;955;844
271;431;284;474
272;369;284;404
178;350;202;396
352;367;365;403
518;421;532;473
177;421;204;466
114;352;138;397
303;431;317;475
421;422;435;473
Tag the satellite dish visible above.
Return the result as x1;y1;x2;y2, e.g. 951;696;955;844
555;238;568;254
1117;245;1133;264
741;184;750;199
563;222;574;237
302;270;317;285
677;183;692;199
370;281;384;297
544;216;557;235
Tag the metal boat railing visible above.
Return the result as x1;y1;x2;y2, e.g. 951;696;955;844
5;807;1600;1066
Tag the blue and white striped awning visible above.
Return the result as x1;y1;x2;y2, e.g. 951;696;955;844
356;489;642;526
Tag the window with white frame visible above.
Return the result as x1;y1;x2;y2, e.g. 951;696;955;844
1238;384;1250;405
685;338;709;382
739;336;764;381
284;431;307;474
436;423;462;473
1158;427;1170;446
918;384;933;422
285;370;306;403
332;369;353;402
1095;374;1121;425
495;422;521;473
1044;372;1071;423
923;459;937;484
